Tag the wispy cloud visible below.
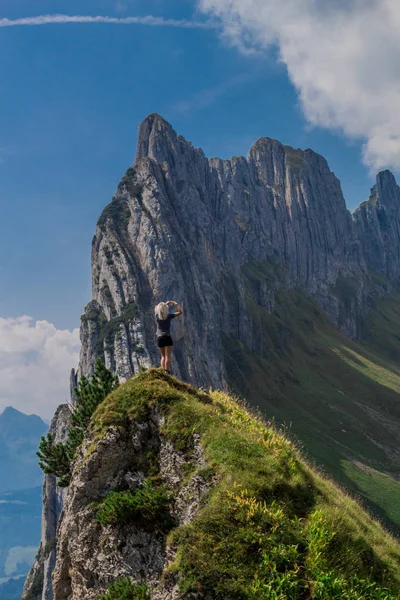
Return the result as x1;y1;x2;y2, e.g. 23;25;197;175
0;14;214;30
173;72;257;114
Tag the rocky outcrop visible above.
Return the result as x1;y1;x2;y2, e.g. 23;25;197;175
76;113;400;386
30;371;400;600
353;170;400;281
26;116;400;599
51;410;212;600
21;405;71;600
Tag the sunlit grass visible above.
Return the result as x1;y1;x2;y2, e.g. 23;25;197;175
89;369;400;599
342;461;400;526
220;272;400;535
331;345;400;394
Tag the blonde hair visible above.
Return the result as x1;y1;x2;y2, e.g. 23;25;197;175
155;302;169;320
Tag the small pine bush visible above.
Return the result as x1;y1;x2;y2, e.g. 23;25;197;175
96;479;174;531
96;578;149;600
36;431;75;487
37;359;119;486
44;536;56;558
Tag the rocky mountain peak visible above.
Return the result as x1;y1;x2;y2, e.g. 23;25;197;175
135;113;207;186
135;113;176;162
376;169;400;208
73;115;400;388
0;406;22;424
0;406;46;442
0;405;41;420
23;116;400;600
248;135;282;154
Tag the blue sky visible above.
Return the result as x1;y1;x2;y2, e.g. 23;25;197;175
2;0;398;416
0;0;377;331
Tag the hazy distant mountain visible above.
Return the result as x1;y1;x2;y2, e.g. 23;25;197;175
0;576;26;600
0;407;48;493
0;487;42;599
0;408;47;599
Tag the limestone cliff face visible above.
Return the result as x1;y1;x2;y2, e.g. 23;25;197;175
51;409;211;600
77;114;400;386
26;116;400;600
353;170;400;281
22;405;71;600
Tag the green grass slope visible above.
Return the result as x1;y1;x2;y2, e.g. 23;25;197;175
222;262;400;536
92;370;400;599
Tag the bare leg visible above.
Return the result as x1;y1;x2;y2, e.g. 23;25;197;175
165;346;173;373
160;347;166;369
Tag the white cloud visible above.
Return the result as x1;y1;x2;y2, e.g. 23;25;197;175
5;547;37;577
0;14;212;30
0;316;80;419
198;0;400;171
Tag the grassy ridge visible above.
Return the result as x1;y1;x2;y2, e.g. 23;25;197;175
222;262;400;535
341;461;400;526
91;370;400;599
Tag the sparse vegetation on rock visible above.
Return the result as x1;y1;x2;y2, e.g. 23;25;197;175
49;369;400;599
95;479;174;531
96;578;149;600
37;359;119;487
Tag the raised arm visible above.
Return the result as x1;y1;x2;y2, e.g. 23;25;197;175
167;300;183;317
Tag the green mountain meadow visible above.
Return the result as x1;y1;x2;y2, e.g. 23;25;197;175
222;261;400;537
89;369;400;599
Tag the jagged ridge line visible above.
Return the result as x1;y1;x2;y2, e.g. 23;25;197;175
0;14;215;29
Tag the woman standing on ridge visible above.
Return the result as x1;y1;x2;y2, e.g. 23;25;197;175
154;300;183;374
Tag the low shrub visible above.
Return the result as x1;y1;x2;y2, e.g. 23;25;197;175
96;578;149;600
96;479;174;531
44;536;56;558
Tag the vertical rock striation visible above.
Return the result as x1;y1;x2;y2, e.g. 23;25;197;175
76;114;400;388
21;405;71;600
353;170;400;281
25;115;400;600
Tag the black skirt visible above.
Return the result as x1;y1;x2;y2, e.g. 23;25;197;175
157;335;173;348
